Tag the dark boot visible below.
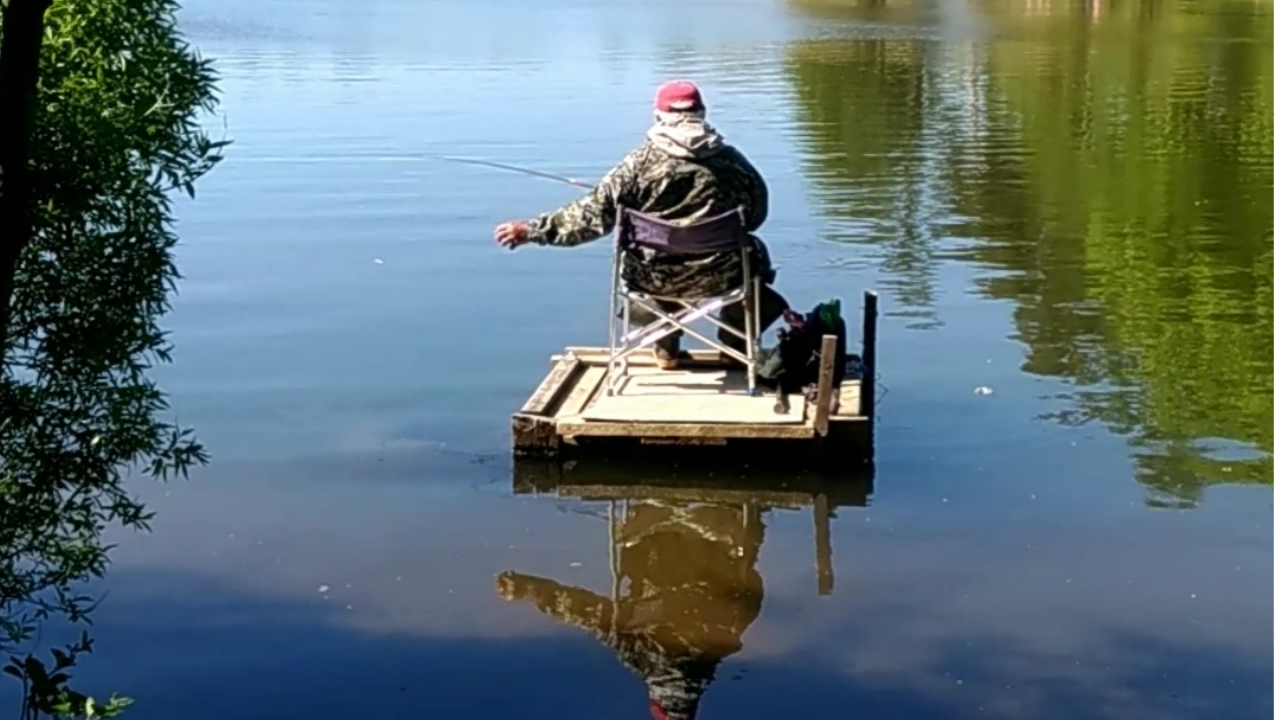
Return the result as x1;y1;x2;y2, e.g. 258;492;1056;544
653;333;681;370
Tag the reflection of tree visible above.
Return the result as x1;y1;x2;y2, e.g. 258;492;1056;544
786;0;1273;505
499;501;763;720
787;39;944;328
969;0;1275;504
789;0;932;25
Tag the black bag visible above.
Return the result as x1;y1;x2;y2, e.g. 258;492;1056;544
755;298;849;394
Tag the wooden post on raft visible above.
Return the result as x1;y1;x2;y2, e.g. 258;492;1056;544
813;335;838;436
859;291;878;427
813;492;834;596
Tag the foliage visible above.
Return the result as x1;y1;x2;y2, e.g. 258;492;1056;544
0;0;226;713
4;634;132;720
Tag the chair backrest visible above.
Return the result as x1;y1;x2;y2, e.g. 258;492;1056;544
614;206;747;255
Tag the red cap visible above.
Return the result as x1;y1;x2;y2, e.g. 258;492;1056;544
654;80;704;113
649;699;694;720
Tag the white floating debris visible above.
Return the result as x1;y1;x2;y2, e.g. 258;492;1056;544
569;562;583;567
318;584;330;593
374;258;384;264
974;386;993;395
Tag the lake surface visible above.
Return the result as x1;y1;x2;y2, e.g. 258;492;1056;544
12;0;1274;718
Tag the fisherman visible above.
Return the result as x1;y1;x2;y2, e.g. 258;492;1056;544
493;79;790;370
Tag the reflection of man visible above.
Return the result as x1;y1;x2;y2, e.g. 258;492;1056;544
496;501;765;720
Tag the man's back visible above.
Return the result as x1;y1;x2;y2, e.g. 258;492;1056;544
611;116;768;233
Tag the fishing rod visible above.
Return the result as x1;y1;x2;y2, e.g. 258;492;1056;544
430;154;593;189
245;151;594;189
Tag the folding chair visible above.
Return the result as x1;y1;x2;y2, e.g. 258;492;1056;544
605;205;762;397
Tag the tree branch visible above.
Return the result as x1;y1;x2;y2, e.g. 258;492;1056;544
0;0;54;350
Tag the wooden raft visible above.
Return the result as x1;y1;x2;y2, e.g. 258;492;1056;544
511;292;878;460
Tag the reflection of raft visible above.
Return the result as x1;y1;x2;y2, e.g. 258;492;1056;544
512;291;879;462
513;453;873;508
512;453;872;599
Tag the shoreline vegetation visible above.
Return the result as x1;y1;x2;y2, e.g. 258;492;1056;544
1;0;227;716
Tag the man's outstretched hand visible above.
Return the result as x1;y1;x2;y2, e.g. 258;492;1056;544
494;221;531;249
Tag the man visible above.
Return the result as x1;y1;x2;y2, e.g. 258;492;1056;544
493;79;789;370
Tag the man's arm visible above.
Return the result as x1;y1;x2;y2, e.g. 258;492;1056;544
496;571;617;641
525;151;641;247
731;148;769;233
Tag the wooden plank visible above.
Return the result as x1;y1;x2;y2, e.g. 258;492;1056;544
520;354;581;416
555;365;607;420
640;437;728;446
812;335;838;436
578;365;803;425
814;493;834;596
555;484;818;507
557;418;815;440
556;346;731;368
836;381;862;417
582;369;804;425
584;392;801;424
512;413;560;457
860;291;878;422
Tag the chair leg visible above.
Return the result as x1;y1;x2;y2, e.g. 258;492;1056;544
607;253;622;397
617;296;631;393
746;278;760;396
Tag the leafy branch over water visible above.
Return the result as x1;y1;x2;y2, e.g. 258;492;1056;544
0;0;226;715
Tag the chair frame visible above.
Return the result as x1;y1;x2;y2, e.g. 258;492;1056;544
605;206;762;397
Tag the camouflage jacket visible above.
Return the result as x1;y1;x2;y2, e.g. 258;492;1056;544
525;116;774;298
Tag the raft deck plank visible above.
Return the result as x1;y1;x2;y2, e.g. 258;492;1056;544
542;485;836;508
580;366;805;425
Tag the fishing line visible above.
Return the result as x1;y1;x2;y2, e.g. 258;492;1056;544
239;151;595;189
429;154;593;189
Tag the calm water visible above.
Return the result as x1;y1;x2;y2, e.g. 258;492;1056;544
13;0;1274;718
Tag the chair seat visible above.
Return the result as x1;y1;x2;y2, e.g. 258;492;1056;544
607;205;762;396
622;286;748;303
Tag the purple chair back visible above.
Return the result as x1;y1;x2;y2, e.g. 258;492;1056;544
615;207;748;255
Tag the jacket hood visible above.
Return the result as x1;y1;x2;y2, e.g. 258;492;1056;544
646;115;726;160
